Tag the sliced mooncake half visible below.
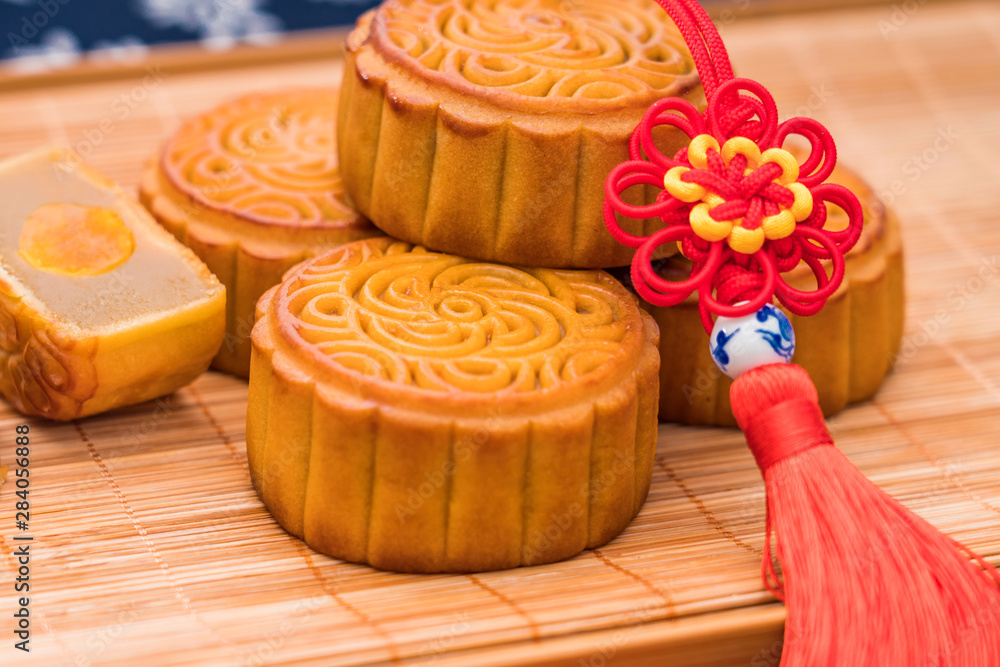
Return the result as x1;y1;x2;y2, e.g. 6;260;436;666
0;147;225;420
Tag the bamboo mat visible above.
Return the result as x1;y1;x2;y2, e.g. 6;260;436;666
2;2;1000;665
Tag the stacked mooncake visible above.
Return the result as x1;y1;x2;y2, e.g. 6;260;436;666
337;0;704;267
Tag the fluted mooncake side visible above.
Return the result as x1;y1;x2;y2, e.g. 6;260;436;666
248;237;660;572
338;0;704;269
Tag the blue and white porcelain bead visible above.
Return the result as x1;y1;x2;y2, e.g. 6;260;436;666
709;303;795;380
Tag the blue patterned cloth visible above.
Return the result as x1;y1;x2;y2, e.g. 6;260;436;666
1;0;379;73
1;0;810;75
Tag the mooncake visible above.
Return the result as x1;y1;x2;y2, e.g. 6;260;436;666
140;88;381;378
338;0;703;269
0;147;225;421
648;160;904;425
248;237;659;573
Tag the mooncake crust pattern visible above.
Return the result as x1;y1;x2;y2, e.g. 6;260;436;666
373;0;697;113
160;89;357;228
338;0;704;269
650;161;904;425
249;237;660;573
141;88;381;378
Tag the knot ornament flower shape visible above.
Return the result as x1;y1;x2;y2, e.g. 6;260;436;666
604;78;864;332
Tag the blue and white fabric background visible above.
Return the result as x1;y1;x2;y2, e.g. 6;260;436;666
1;0;381;74
0;0;814;75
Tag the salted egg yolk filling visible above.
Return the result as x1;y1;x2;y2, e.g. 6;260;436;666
18;203;135;278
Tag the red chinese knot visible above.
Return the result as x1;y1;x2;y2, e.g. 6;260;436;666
602;2;863;333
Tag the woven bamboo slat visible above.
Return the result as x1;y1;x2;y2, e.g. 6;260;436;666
1;1;999;664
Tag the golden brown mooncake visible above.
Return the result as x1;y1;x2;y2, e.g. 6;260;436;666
338;0;703;269
140;87;382;379
0;147;225;421
248;237;660;573
649;160;904;426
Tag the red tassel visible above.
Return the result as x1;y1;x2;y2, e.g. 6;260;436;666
731;364;1000;666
